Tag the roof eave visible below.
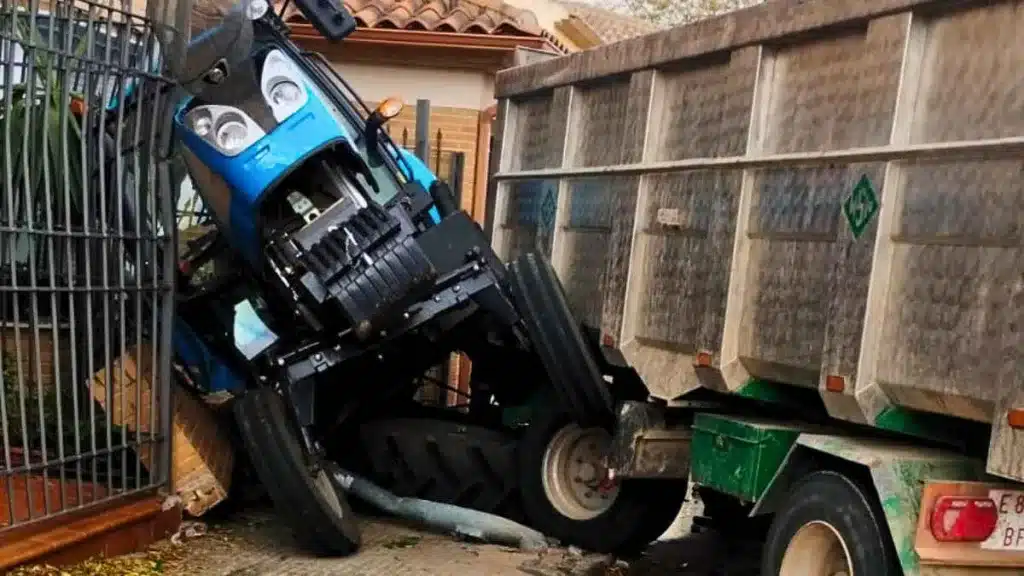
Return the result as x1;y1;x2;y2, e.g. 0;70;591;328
288;23;558;52
554;16;603;50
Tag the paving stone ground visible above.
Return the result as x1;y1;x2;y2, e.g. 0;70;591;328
160;510;538;576
152;498;759;576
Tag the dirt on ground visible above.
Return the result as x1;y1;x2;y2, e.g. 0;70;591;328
13;496;761;576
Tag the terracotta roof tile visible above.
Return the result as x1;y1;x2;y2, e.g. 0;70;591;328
285;0;544;36
557;0;662;44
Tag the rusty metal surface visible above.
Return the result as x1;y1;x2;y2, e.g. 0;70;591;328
607;401;691;479
559;177;638;332
621;430;692;480
878;2;1024;424
736;13;905;390
493;0;993;98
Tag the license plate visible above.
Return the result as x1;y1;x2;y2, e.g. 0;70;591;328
982;490;1024;550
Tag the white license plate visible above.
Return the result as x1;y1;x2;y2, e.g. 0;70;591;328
982;490;1024;550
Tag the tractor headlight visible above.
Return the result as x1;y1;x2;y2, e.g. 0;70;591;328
185;105;265;156
247;0;269;19
215;118;250;152
268;80;303;107
261;50;309;122
192;113;212;137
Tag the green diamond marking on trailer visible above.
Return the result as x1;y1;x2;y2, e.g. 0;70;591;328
843;175;880;239
539;183;557;232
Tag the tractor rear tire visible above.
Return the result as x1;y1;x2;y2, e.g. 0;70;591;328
349;417;524;521
234;387;361;556
508;252;614;426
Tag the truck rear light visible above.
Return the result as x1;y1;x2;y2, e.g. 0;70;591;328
930;496;998;542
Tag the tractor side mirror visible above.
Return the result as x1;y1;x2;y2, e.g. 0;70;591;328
292;0;358;41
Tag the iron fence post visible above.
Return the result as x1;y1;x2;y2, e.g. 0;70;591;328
415;99;430;162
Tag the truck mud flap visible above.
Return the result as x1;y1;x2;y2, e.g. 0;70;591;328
508;252;614;426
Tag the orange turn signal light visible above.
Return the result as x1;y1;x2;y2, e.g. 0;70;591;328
1007;409;1024;429
825;375;846;393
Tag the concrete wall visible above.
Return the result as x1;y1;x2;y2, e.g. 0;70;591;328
336;62;495;112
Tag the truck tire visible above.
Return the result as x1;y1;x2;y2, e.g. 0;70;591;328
518;400;687;553
234;387;361;556
761;470;900;576
352;418;524;521
508;252;614;426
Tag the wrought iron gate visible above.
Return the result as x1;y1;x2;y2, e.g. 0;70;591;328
0;0;181;530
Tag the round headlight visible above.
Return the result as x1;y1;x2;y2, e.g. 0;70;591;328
192;115;212;137
216;120;249;152
247;0;269;19
269;80;303;107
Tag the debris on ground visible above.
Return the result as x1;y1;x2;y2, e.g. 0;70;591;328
8;547;188;576
169;521;208;545
382;535;421;549
10;501;743;576
517;547;617;576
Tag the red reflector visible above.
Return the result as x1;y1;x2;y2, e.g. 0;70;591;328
930;496;998;542
601;333;616;348
825;375;846;393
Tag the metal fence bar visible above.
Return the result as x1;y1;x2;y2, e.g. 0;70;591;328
0;0;177;531
39;0;66;514
448;152;465;208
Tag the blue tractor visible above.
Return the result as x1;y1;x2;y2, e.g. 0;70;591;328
162;0;686;556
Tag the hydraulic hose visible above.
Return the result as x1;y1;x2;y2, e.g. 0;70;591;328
333;467;549;550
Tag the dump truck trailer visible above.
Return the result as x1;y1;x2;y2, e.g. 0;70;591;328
489;0;1024;573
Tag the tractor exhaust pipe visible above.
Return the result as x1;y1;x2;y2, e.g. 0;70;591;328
333;468;549;550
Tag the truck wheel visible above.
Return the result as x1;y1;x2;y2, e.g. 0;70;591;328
518;402;687;553
761;470;899;576
234;387;361;556
508;252;614;426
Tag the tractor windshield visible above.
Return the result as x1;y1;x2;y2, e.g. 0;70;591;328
300;54;411;207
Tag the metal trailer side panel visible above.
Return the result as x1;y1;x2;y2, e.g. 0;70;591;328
489;0;1024;480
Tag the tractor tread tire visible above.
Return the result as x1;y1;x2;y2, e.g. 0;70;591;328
508;252;614;426
355;418;524;521
234;388;361;556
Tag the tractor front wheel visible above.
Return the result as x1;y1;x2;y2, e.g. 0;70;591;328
234;387;361;556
